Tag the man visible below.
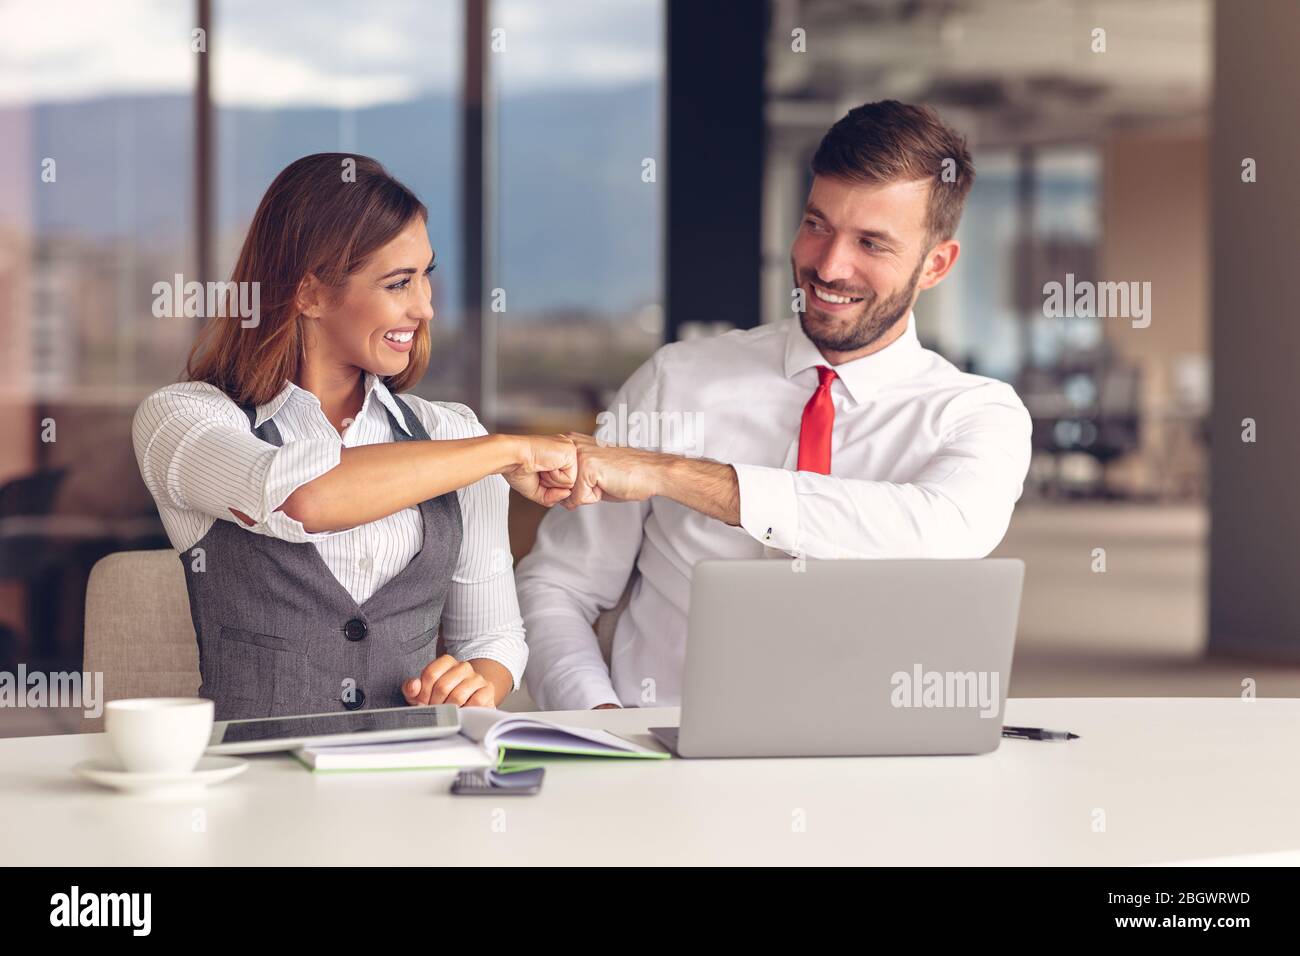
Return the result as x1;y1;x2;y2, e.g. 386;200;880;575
515;100;1032;711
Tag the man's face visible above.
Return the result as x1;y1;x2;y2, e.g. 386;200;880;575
790;175;933;354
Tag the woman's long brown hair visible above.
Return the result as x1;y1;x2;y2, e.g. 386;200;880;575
186;153;431;407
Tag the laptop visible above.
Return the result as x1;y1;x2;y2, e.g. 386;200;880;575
649;558;1024;758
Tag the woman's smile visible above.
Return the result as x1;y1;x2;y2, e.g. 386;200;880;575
382;326;418;353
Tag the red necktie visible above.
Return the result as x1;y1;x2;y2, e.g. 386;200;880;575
797;365;837;474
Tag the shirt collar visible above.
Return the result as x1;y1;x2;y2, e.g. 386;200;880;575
783;311;925;405
255;372;412;435
365;374;413;434
253;382;295;427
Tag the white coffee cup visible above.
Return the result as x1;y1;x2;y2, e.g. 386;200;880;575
104;698;215;774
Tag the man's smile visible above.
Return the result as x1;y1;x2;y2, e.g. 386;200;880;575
806;279;867;313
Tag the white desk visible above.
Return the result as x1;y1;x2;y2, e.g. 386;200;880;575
2;698;1297;866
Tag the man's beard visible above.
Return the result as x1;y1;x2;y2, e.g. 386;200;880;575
796;254;925;353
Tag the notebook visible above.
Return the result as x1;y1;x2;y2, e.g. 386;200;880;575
293;707;669;772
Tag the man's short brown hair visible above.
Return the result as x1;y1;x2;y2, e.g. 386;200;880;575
811;100;975;245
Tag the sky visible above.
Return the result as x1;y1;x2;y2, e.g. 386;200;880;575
0;0;662;107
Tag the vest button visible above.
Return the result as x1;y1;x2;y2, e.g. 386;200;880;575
343;618;368;642
343;688;366;711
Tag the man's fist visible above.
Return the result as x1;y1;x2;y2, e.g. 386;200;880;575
562;433;661;508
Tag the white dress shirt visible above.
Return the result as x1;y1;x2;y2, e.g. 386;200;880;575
132;373;526;689
515;313;1032;710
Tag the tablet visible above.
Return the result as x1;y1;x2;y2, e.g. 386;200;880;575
205;704;461;755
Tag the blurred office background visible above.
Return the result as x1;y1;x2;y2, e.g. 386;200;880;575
2;0;1297;733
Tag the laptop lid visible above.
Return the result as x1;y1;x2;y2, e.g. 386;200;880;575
676;558;1024;758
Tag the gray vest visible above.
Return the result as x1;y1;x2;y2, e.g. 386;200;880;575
181;395;463;721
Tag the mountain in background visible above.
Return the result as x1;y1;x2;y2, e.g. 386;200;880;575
22;82;660;316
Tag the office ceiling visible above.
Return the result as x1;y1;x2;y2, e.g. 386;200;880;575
767;0;1211;148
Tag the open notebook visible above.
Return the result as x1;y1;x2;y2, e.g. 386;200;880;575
294;707;670;772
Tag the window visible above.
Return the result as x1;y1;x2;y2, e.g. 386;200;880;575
491;0;664;430
0;0;196;411
212;0;467;402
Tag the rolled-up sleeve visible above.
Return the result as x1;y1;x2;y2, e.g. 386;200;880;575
132;384;348;544
734;382;1032;559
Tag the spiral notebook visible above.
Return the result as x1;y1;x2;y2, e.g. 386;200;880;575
293;707;669;772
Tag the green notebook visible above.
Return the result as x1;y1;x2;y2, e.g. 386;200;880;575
293;707;670;772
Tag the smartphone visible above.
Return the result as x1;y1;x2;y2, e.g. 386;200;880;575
451;766;545;795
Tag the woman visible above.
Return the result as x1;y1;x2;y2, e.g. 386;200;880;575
133;153;576;721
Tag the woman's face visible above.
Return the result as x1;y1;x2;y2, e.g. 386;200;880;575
306;216;435;379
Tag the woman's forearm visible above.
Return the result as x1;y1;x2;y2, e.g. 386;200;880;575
278;434;523;532
469;658;515;703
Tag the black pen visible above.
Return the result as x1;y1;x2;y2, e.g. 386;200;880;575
1002;725;1079;741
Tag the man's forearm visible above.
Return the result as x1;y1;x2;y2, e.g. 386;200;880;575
563;434;740;525
648;454;740;525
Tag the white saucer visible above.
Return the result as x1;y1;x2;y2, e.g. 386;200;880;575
73;755;249;795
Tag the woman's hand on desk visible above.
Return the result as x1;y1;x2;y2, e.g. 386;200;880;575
500;434;578;507
403;654;509;708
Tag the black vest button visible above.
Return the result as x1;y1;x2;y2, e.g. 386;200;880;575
343;688;366;710
343;618;368;642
